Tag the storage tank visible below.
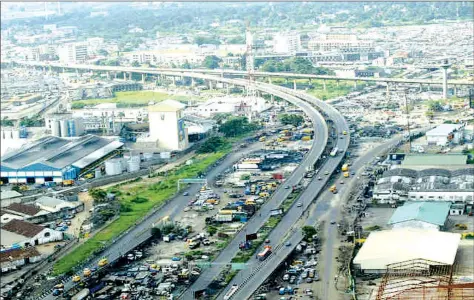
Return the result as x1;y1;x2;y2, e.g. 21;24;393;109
59;119;68;137
120;158;128;171
127;156;140;172
51;120;61;137
105;159;123;176
95;168;102;179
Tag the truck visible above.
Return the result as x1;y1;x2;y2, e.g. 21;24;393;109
215;214;233;222
341;164;349;172
330;147;338;157
63;179;74;186
257;245;272;261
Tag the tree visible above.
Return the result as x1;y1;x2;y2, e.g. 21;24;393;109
427;100;442;111
89;188;107;203
181;60;192;69
212;113;232;125
202;55;222;69
261;60;277;72
207;225;218;236
132;61;140;67
302;226;317;241
218;116;258;137
1;117;14;127
197;137;228;153
279;114;304;127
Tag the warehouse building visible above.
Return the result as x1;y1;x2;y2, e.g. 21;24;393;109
0;134;123;184
0;219;63;249
353;228;461;274
426;124;465;146
373;168;474;204
387;202;451;231
0;247;43;273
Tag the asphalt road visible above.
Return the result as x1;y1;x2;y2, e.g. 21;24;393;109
37;77;330;300
181;88;329;299
37;140;265;300
217;90;350;300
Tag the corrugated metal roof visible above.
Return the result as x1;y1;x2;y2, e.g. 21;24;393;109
72;140;124;169
402;154;467;166
388;201;451;226
426;124;464;136
1;135;123;171
353;229;461;270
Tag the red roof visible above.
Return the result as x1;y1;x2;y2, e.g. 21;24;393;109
2;219;46;238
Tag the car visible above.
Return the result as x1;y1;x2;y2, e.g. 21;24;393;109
296;202;302;207
265;239;271;243
318;177;322;180
284;185;290;189
339;136;343;139
324;171;329;175
183;192;189;196
306;278;313;283
283;274;290;281
285;241;292;247
330;221;336;225
81;189;88;192
351;172;355;176
301;271;308;279
289;275;296;284
340;181;344;184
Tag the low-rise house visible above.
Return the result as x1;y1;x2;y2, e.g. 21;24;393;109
0;219;63;249
0;247;43;273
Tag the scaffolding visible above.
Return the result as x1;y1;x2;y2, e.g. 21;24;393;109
376;259;474;300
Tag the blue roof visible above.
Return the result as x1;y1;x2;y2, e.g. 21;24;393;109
388;201;451;226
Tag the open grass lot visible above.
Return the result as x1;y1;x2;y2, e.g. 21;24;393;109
52;151;228;275
71;91;202;109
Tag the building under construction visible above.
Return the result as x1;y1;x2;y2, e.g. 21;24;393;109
375;259;474;300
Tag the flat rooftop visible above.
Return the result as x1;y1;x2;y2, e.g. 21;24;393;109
402;154;467;166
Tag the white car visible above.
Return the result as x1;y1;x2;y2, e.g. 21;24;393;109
283;274;289;281
296;202;303;207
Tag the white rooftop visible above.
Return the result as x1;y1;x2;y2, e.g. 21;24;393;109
353;228;461;271
426;124;464;136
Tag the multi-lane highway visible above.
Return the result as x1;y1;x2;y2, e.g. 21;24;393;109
7;60;474;86
180;83;329;299
218;89;350;300
25;70;333;300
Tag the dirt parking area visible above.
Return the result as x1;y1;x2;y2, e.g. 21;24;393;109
358;207;396;233
66;191;93;237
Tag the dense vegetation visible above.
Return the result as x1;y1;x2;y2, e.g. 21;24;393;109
2;3;472;46
218;116;259;137
279;114;304;127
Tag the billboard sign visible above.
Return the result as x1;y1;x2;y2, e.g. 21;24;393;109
246;233;258;241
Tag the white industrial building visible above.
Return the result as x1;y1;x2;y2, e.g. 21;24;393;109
387;202;451;231
0;219;63;249
188;96;269;119
426;124;465;146
57;42;88;64
148;100;188;151
373;167;474;204
273;33;301;54
353;228;461;274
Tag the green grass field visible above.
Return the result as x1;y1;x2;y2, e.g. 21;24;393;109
52;151;227;275
71;91;201;109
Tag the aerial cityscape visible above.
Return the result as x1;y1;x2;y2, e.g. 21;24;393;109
1;2;474;300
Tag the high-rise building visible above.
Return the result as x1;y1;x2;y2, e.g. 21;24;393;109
57;42;88;63
273;33;301;54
